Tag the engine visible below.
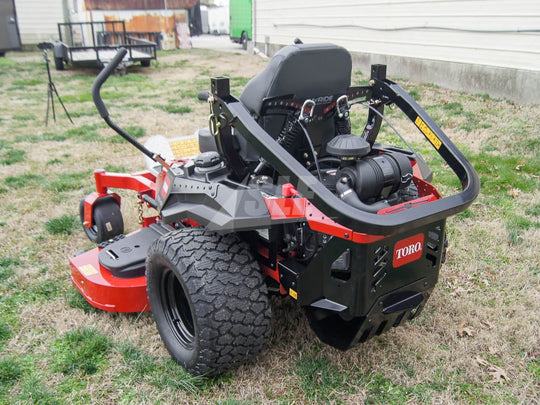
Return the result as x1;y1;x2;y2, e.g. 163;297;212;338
320;134;415;212
247;119;418;213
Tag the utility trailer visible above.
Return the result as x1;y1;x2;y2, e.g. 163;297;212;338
53;20;156;71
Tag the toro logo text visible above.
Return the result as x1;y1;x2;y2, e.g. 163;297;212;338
393;233;424;268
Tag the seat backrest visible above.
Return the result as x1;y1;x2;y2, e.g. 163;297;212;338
240;43;352;118
237;44;352;163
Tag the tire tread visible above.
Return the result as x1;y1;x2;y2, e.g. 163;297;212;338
146;228;271;376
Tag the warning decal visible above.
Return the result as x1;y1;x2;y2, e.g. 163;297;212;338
79;264;98;277
170;138;200;158
289;288;298;300
415;116;442;150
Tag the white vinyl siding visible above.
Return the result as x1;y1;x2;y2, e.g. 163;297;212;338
15;0;64;44
253;0;540;71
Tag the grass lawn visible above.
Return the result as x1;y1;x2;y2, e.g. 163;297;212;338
0;48;538;404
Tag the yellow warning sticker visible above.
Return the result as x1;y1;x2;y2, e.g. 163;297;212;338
289;288;298;300
79;264;98;277
415;116;442;150
170;138;200;158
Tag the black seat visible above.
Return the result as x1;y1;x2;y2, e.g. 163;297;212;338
200;43;353;164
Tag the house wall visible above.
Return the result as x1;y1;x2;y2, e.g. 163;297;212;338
15;0;65;44
13;0;196;45
252;0;540;103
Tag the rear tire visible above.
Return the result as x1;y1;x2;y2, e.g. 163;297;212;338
146;228;271;376
79;196;124;243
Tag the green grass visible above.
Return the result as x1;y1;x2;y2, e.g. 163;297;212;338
295;356;353;402
0;58;17;68
525;203;540;217
51;328;112;375
0;356;24;384
469;153;539;196
14;134;43;143
505;213;540;245
66;289;99;314
17;373;60;405
61;90;127;104
3;173;46;189
526;357;539;382
159;58;190;68
442;101;464;116
44;214;79;235
0;320;12;345
103;163;129;172
0;146;25;165
117;344;204;394
68;106;97;118
230;76;250;87
0;257;20;281
43;130;69;142
107;125;146;144
62;124;102;142
157;104;192;114
47;158;63;165
26;279;62;302
12;113;37;121
47;171;91;192
108;73;150;84
362;373;428;404
407;89;420;100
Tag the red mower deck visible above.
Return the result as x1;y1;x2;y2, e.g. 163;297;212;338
70;246;149;313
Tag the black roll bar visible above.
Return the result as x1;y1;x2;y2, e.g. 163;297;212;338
210;76;480;236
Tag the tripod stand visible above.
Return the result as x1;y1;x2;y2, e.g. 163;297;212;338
42;48;73;127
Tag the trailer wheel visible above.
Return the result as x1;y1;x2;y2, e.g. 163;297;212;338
79;197;124;243
54;57;64;71
241;31;248;50
141;60;151;67
146;228;271;376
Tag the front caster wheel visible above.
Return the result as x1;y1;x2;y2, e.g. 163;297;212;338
79;196;124;244
146;229;271;376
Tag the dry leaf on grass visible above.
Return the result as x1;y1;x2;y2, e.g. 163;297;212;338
509;188;522;198
487;346;499;355
488;366;509;383
474;355;489;367
480;320;494;330
457;321;475;337
446;279;471;296
474;354;510;384
449;286;469;297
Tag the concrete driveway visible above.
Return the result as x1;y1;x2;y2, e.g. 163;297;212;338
191;34;245;53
